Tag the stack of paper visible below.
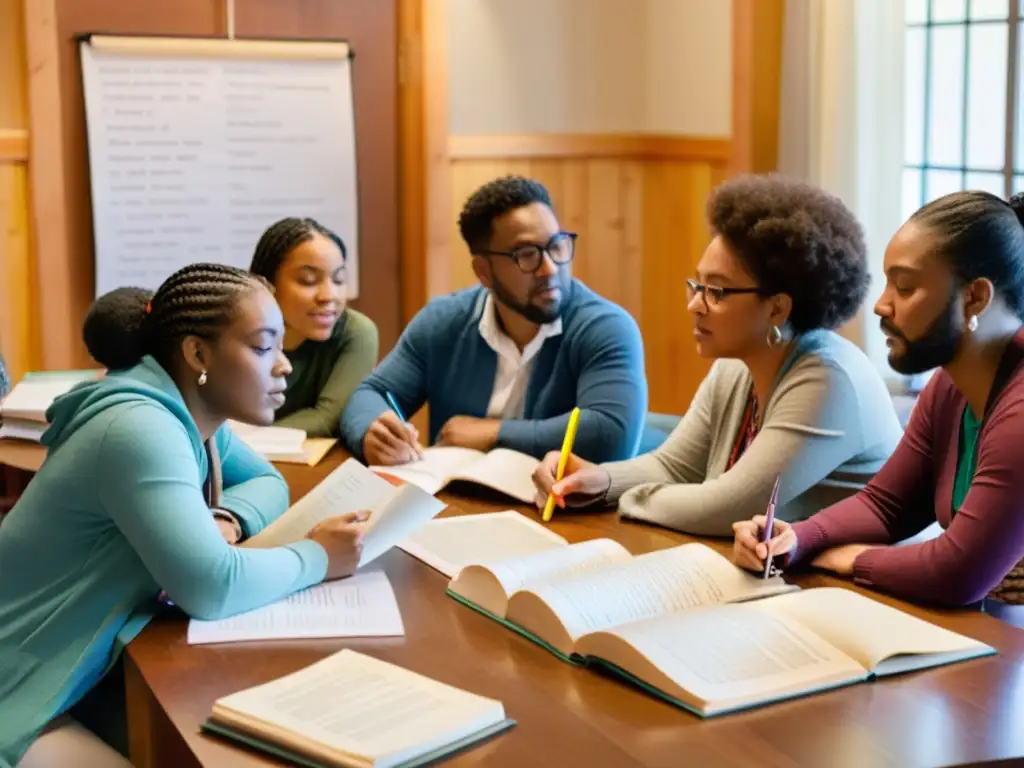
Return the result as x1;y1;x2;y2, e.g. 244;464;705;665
227;420;336;466
187;571;404;645
0;371;102;443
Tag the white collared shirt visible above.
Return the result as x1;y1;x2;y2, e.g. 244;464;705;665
478;294;563;420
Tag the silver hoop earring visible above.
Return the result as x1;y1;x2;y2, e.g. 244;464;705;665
198;370;208;387
967;315;979;332
766;325;783;348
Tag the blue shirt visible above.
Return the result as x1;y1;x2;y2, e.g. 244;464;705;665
341;280;649;462
0;357;327;766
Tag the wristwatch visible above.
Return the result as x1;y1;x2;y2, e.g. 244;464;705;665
211;508;243;541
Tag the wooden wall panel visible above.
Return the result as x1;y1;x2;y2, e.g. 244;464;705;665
0;0;35;382
448;135;729;415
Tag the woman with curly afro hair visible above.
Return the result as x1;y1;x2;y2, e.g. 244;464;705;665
532;174;902;536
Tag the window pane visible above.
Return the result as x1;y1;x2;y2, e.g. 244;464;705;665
903;168;924;221
1015;174;1024;193
927;169;966;200
970;0;1009;19
1017;22;1024;170
905;28;927;165
966;171;1007;195
933;0;968;21
928;26;967;166
966;23;1008;169
907;0;929;23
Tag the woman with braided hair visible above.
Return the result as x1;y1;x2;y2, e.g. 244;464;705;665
250;217;379;437
0;264;367;767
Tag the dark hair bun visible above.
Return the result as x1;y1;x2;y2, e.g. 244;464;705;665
1008;192;1024;228
83;286;153;370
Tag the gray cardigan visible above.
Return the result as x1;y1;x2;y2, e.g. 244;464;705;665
604;330;903;536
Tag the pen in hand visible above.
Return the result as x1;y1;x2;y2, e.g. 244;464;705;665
384;390;422;458
761;474;781;579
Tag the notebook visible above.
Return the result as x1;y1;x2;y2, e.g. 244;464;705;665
447;542;994;717
187;571;404;645
203;649;515;767
397;511;568;577
371;446;539;503
227;420;337;467
242;458;446;568
0;370;102;442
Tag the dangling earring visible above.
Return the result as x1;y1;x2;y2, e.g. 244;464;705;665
198;370;208;387
967;315;979;332
766;325;783;348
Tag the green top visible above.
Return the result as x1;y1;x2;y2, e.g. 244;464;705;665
276;309;379;437
953;405;983;513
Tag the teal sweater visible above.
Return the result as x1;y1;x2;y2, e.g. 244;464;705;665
0;357;328;766
340;281;648;462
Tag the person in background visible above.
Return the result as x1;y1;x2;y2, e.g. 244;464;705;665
734;190;1024;609
533;174;902;536
250;217;378;437
0;349;8;400
341;175;648;465
0;265;366;767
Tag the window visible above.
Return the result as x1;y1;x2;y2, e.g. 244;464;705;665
903;0;1023;221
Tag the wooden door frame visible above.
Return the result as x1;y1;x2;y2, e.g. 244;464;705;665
397;0;451;324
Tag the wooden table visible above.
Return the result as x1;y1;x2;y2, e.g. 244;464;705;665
81;450;1024;766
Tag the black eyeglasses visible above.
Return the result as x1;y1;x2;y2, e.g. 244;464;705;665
476;231;577;273
686;279;763;308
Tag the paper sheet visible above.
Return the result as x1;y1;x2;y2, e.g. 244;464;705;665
397;511;568;577
187;571;404;644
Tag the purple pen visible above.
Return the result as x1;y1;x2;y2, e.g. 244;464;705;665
761;474;781;579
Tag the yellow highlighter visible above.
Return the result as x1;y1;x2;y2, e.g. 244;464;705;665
543;407;581;522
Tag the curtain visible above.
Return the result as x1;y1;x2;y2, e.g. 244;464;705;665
777;0;908;384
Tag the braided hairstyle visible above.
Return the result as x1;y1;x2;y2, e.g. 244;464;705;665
83;263;266;371
249;217;347;283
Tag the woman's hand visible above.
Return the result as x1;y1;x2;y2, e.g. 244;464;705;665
532;451;611;509
215;516;242;545
732;515;797;574
308;510;370;580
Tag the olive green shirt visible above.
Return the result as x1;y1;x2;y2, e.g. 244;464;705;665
275;309;379;437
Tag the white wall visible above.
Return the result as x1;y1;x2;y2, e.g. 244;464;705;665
445;0;732;136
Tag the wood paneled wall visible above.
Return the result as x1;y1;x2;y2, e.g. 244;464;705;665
448;134;730;415
0;0;36;382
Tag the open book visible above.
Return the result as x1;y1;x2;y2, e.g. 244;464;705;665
447;540;797;663
371;446;539;504
0;370;102;442
398;511;569;578
203;649;515;767
227;420;337;467
243;458;445;568
448;542;994;716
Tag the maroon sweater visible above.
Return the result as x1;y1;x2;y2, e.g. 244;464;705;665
790;330;1024;606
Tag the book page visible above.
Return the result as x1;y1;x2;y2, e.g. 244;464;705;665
491;538;632;597
511;543;796;643
1;371;100;422
187;571;404;644
752;588;994;673
397;511;568;577
369;446;484;495
447;448;541;503
358;483;447;568
243;458;396;549
575;605;865;715
213;649;505;766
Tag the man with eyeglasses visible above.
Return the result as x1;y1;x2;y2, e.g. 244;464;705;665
341;175;647;465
